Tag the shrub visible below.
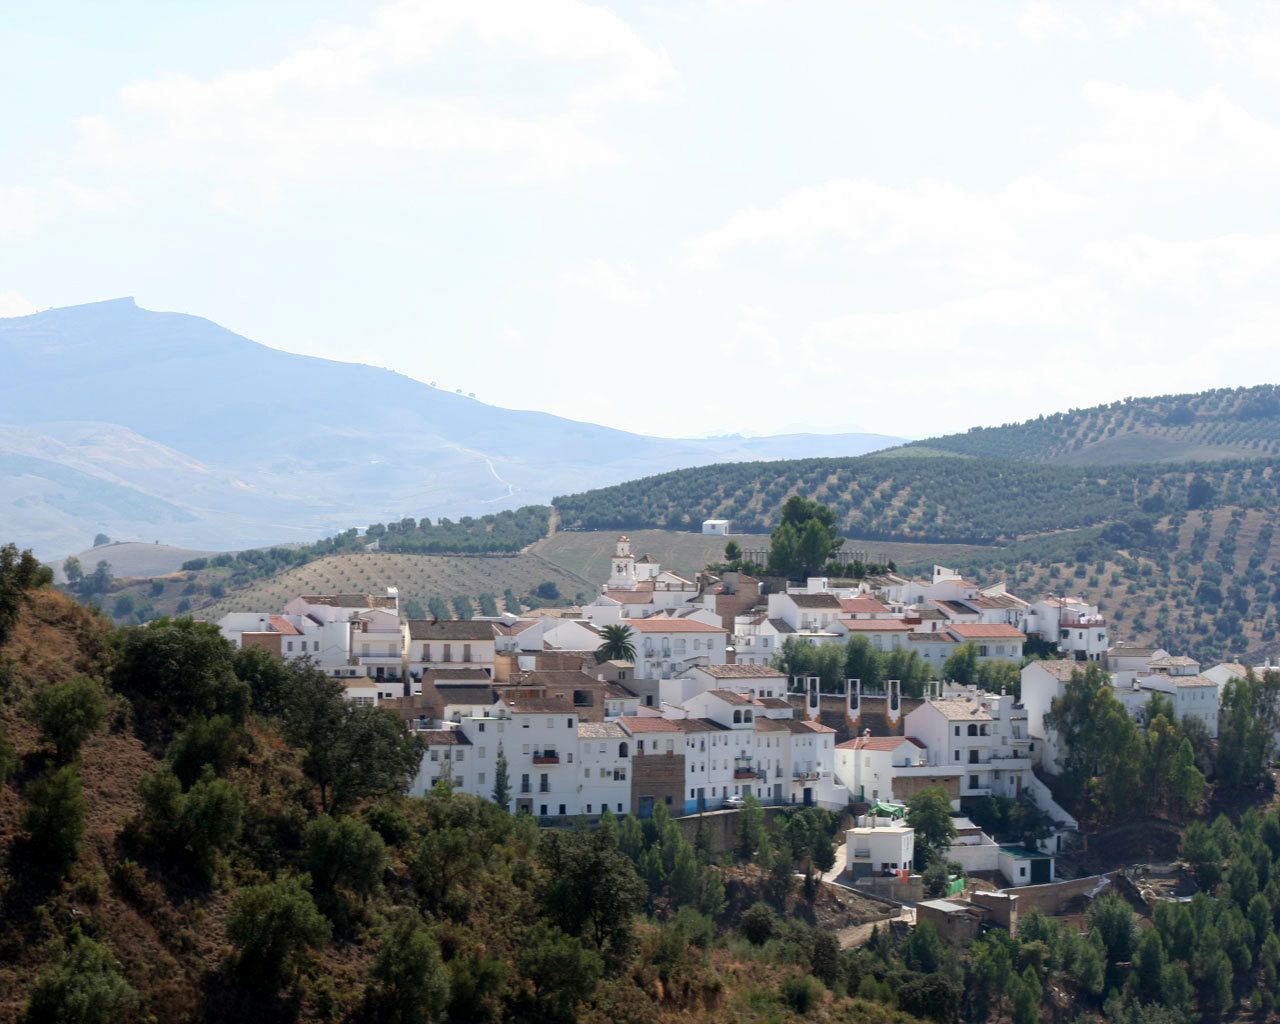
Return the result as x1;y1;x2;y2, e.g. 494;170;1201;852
780;974;822;1014
369;914;450;1023
304;814;387;898
366;801;413;847
226;875;331;985
167;715;238;787
23;932;138;1024
740;902;779;945
22;765;86;875
27;676;108;762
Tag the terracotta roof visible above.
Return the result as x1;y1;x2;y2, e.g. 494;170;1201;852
758;718;834;734
1149;655;1199;668
1026;660;1082;680
623;618;726;634
706;689;757;706
422;669;493;683
620;717;681;734
604;682;638;699
908;632;957;644
840;619;913;632
268;615;301;635
757;697;793;709
578;722;626;739
836;735;925;751
694;664;786;679
769;619;796;633
603;591;656;604
432;685;498;706
492;619;539;635
408;619;496;641
785;593;843;609
947;623;1026;640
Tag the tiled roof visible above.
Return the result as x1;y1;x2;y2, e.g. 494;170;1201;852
908;632;957;644
840;619;913;632
268;615;301;635
432;686;498;706
423;669;494;682
947;623;1026;640
603;591;656;604
1026;660;1081;680
673;718;727;733
419;729;470;745
604;682;638;699
925;698;992;721
623;618;726;633
706;689;757;705
694;664;786;679
785;593;843;609
758;697;793;709
578;722;625;738
620;716;681;734
769;619;796;633
408;619;496;641
835;735;925;751
504;697;577;714
839;597;890;614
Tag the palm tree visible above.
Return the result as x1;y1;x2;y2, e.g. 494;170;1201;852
595;624;636;664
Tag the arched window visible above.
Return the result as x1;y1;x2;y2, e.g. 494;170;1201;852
733;710;742;724
967;724;978;736
744;710;753;722
619;742;628;758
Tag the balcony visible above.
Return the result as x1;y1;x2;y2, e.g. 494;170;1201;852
793;770;820;782
532;752;560;765
733;767;757;780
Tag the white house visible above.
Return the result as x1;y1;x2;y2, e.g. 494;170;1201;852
835;735;932;804
845;813;916;879
625;617;727;680
904;690;1034;802
406;619;496;680
944;623;1025;662
577;721;631;817
702;519;731;536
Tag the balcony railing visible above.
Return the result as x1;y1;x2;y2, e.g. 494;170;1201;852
733;767;757;780
532;753;560;765
793;770;820;782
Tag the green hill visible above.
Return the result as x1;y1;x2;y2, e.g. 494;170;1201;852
553;453;1280;545
907;384;1280;464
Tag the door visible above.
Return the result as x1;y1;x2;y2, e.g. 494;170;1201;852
638;796;655;819
803;787;813;807
1030;858;1050;884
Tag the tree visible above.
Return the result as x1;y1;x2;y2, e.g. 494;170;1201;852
62;556;83;586
0;543;52;646
138;766;243;881
594;624;636;665
93;533;110;547
1217;671;1277;790
226;875;331;985
0;725;14;784
908;787;957;866
111;618;249;741
737;793;766;859
1010;966;1041;1024
22;764;86;875
740;902;779;945
540;827;646;965
724;540;742;563
1180;820;1222;888
27;675;107;762
1088;892;1138;964
369;914;450;1024
167;714;238;787
305;814;387;899
282;663;422;813
87;560;113;596
232;644;293;716
943;642;979;685
23;932;138;1024
492;745;511;807
515;922;602;1024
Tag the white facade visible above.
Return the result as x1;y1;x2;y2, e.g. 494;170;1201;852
904;689;1034;802
702;519;731;536
625;617;727;680
846;816;915;878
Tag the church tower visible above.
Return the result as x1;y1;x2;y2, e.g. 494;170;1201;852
608;535;638;591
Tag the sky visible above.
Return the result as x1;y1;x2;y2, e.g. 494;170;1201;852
2;0;1279;440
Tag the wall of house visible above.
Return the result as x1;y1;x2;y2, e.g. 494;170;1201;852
631;753;685;817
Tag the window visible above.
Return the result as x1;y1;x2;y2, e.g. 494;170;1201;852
522;744;530;755
954;750;960;762
286;641;293;652
478;772;485;785
478;747;486;758
520;774;530;793
586;804;592;814
567;752;573;763
522;720;530;729
559;804;566;815
953;726;960;736
967;724;978;736
566;718;573;729
463;643;472;662
583;768;591;778
313;641;319;651
478;722;485;733
430;750;440;762
545;717;553;728
619;742;628;757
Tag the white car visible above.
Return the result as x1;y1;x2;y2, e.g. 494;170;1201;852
723;795;745;809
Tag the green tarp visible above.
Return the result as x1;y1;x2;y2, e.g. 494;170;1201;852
869;801;906;819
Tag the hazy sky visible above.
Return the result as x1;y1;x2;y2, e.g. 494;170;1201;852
3;1;1278;439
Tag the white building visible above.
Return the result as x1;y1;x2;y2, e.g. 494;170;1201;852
904;690;1034;802
845;813;915;879
625;617;727;680
702;519;731;536
406;619;496;680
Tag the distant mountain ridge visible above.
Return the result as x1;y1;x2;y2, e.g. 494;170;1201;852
0;299;901;557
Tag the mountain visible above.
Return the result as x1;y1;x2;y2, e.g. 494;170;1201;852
907;385;1280;464
0;299;901;558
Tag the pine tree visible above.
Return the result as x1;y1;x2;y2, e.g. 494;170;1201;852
492;746;511;808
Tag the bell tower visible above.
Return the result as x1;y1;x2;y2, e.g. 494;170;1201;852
608;535;638;590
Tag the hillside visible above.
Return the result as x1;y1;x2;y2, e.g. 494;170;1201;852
0;581;934;1024
54;541;218;582
907;384;1280;464
553;452;1280;544
0;299;900;558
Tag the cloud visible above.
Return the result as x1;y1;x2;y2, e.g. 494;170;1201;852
684;176;1086;287
564;259;648;305
73;0;676;193
1017;1;1084;42
1085;233;1280;297
1070;83;1280;183
0;187;39;239
0;291;37;317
